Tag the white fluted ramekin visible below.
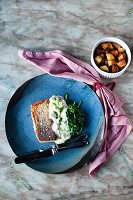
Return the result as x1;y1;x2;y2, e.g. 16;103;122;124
91;37;131;78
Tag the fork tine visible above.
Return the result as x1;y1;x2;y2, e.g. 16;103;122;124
57;134;88;148
57;140;89;151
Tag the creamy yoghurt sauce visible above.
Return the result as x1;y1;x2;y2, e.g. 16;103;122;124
49;95;71;143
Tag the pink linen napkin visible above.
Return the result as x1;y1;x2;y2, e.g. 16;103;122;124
18;50;132;177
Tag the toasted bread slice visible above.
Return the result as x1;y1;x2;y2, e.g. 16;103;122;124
31;99;57;142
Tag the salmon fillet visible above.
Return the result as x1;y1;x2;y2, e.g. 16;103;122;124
31;99;57;142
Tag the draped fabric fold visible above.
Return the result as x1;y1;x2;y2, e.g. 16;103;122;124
18;50;132;177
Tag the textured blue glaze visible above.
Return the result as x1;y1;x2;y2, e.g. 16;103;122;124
6;74;104;173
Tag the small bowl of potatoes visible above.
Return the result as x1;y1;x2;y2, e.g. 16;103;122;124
91;37;131;78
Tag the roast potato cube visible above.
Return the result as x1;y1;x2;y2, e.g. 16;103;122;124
99;53;104;58
100;65;109;72
118;48;125;53
112;65;119;73
108;60;117;66
110;50;118;57
96;49;103;54
101;43;109;50
108;42;113;49
112;42;121;50
95;56;102;64
106;53;115;61
117;59;126;68
118;53;126;61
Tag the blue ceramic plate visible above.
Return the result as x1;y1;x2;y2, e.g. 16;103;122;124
5;74;105;173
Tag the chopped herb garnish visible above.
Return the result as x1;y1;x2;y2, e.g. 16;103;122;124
60;107;64;112
53;111;58;118
65;93;69;101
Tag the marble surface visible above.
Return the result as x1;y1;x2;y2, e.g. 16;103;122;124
0;0;133;199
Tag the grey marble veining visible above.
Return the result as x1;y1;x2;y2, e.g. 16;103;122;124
0;0;133;199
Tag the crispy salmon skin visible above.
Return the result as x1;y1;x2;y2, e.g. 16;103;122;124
31;99;57;142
